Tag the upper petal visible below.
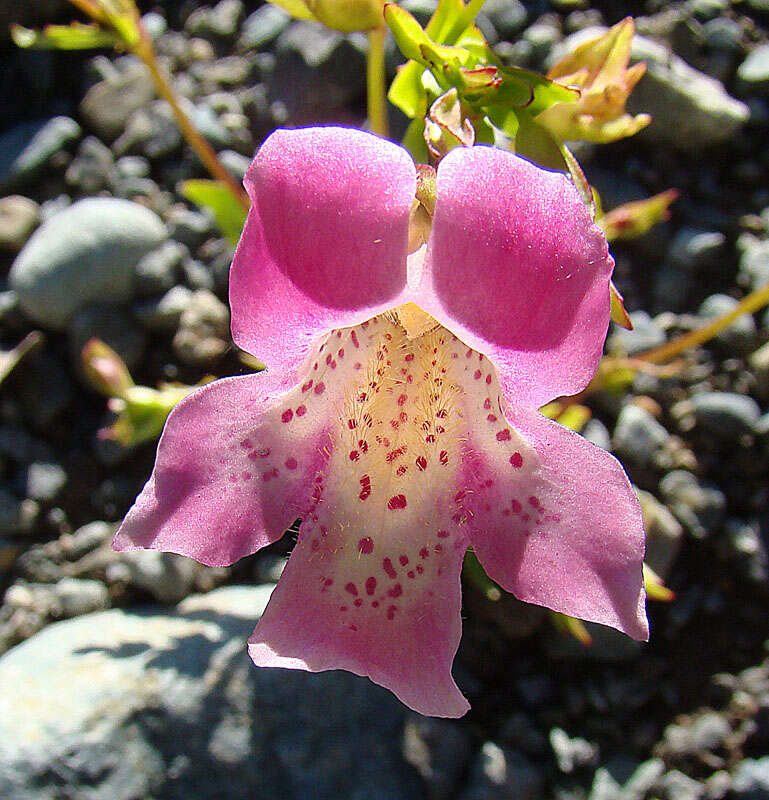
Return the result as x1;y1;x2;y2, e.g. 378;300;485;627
461;402;648;641
415;145;613;409
230;127;416;385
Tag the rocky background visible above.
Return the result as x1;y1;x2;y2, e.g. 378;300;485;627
1;0;768;798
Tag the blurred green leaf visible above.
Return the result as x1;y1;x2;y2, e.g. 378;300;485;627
11;22;121;50
181;179;248;246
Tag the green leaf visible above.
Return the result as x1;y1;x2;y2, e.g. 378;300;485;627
388;60;426;117
181;179;248;246
402;116;430;162
11;22;121;50
385;3;431;63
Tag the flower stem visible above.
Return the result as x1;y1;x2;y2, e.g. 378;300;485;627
367;26;389;139
444;0;488;45
638;281;769;364
133;25;250;211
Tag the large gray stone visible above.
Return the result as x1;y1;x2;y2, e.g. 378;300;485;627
627;35;749;150
0;585;423;800
9;198;166;329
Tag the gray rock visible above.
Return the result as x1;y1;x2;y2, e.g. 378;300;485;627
134;285;194;333
751;341;769;401
113;100;182;160
702;18;743;53
0;195;40;252
523;20;561;64
185;0;244;40
668;227;726;271
167;207;216;249
613;404;670;469
10;199;166;329
12;350;74;427
607;311;666;356
627;35;749;150
271;24;366;118
0;489;39;536
637;489;685;578
659;470;726;540
114;155;151;180
4;578;109;621
655;769;705;800
238;5;291;51
402;715;472;800
119;550;197;604
732;757;769;799
725;519;768;590
80;57;156;142
24;462;67;503
690;392;762;437
0;116;81;190
738;44;769;94
135;240;188;297
582;418;611;451
65;135;116;195
738;234;769;292
460;742;543;800
549;727;599;773
173;289;230;365
191;102;233;150
219;149;252;181
0;585;421;800
68;304;147;370
661;712;731;760
182;258;216;291
479;0;526;39
698;294;757;352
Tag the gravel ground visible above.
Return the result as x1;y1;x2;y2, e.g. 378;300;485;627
1;1;768;798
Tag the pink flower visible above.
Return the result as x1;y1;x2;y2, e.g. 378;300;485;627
114;127;647;718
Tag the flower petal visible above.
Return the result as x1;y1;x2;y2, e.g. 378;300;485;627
113;369;333;567
230;127;416;384
415;145;613;409
459;401;648;641
247;470;470;718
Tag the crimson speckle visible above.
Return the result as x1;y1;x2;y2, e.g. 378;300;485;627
285;457;297;470
296;405;307;417
281;409;293;423
365;576;377;595
358;537;374;554
510;452;523;468
338;348;344;358
314;382;325;395
416;565;424;574
407;570;415;579
383;558;397;579
302;380;313;392
387;494;407;510
439;451;448;465
437;529;449;538
485;374;492;384
386;605;397;620
349;450;359;461
473;369;482;379
415;456;427;471
419;547;429;559
240;439;252;449
344;582;358;596
399;554;409;566
511;499;522;513
354;599;363;607
397;393;408;406
388;583;403;598
483;398;491;410
496;429;511;441
487;414;497;423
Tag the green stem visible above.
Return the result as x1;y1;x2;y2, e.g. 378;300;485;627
133;26;250;211
639;281;769;364
367;26;389;139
